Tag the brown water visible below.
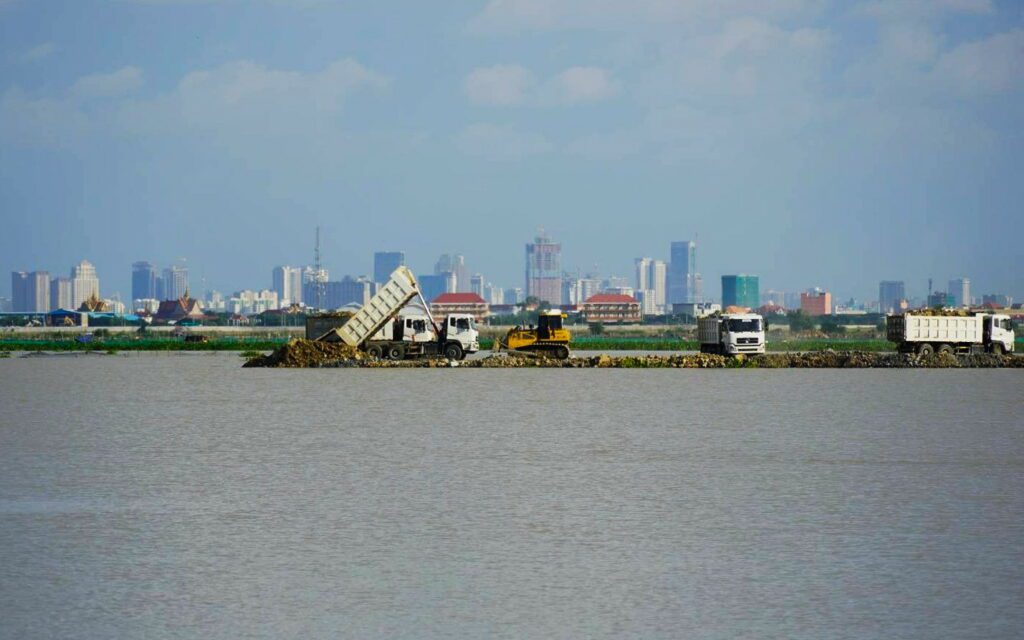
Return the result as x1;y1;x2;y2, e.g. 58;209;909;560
1;353;1022;639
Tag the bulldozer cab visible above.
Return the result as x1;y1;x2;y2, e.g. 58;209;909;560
537;311;563;339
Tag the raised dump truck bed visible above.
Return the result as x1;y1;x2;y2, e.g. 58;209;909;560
334;266;420;348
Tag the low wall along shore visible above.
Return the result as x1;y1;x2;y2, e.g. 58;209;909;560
243;340;1022;369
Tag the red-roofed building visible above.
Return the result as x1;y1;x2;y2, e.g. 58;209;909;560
430;292;489;323
581;293;641;324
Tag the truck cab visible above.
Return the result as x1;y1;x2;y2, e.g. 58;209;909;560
984;314;1015;354
440;314;480;360
698;313;766;355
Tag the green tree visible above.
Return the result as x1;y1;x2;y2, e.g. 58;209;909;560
787;310;815;332
589;322;605;336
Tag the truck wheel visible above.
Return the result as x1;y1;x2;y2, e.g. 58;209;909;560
937;344;954;355
554;345;570;360
917;343;934;356
387;345;405;360
444;343;463;360
367;344;383;359
991;343;1004;355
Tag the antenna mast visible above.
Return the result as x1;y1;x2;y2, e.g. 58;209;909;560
314;226;325;310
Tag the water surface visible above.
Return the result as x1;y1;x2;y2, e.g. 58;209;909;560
1;354;1022;639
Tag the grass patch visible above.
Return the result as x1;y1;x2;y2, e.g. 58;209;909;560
0;337;289;352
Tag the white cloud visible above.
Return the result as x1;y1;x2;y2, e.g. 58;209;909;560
0;88;90;148
931;29;1024;95
464;64;617;106
1;58;387;151
856;0;994;21
548;67;617;103
18;42;58;62
463;64;534;106
118;58;386;142
467;0;824;34
70;66;144;99
456;123;553;159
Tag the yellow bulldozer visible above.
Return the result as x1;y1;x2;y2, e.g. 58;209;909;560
494;309;571;359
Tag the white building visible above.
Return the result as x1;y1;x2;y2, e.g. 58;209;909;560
273;265;303;307
649;260;667;312
484;283;504;305
103;299;126;315
162;266;189;300
637;289;659;315
470;273;485;298
228;289;279;315
563;277;602;306
70;260;100;309
635;257;667;313
134;298;161;314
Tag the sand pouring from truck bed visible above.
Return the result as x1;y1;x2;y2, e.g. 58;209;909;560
243;340;1022;369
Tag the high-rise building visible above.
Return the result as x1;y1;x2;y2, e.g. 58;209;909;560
948;278;970;307
132;261;157;301
800;288;832;316
504;287;525;305
272;266;303;307
373;252;406;285
635;258;651;291
879;281;906;314
982;293;1012;308
484;283;505;305
161;266;189;300
419;273;455;303
50;277;72;310
630;259;666;312
323;276;374;309
11;271;50;312
928;291;955;308
563;277;601;306
301;267;329;309
70;260;99;309
761;289;787;308
435;254;470;293
721;275;759;309
649;260;667;311
668;241;699;304
526;232;562;305
11;272;28;312
470;273;485;298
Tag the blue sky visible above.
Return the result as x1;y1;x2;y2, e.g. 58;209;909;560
1;0;1022;303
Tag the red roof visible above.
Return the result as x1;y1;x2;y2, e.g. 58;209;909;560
583;293;637;304
432;292;487;304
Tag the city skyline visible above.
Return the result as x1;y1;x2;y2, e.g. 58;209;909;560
6;238;1006;315
2;2;1022;304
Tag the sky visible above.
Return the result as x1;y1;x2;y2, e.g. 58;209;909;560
1;0;1022;304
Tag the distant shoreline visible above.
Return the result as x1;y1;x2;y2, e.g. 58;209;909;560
2;336;1021;354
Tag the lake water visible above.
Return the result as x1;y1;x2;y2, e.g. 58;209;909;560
1;353;1022;639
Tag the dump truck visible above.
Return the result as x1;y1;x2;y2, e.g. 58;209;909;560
494;309;571;359
316;267;480;360
886;312;1014;355
698;313;766;355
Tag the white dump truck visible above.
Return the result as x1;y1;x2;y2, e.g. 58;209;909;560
698;313;766;355
317;267;480;360
886;312;1014;355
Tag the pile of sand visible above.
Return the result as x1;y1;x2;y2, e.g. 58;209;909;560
243;339;365;368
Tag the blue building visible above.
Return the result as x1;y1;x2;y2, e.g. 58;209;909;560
721;275;759;309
